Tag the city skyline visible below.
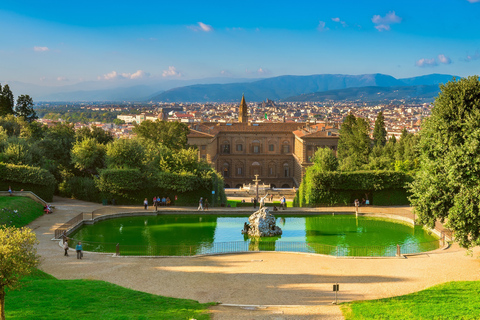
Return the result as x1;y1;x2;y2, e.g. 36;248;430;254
1;0;479;88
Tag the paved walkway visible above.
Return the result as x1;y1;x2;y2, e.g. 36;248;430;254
28;197;480;320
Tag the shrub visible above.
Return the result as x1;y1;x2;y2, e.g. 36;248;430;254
0;162;56;201
296;170;413;206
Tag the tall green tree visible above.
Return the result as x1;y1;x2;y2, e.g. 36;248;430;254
0;226;39;320
71;137;106;175
373;111;387;147
337;114;371;171
76;126;114;145
0;85;14;117
15;95;37;123
312;147;338;172
133;120;189;150
106;138;146;169
409;76;480;248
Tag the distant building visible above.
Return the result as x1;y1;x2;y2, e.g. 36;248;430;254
187;96;339;188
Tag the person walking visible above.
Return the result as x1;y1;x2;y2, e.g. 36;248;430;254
204;198;209;210
144;198;148;210
76;242;83;259
198;197;204;211
63;239;69;256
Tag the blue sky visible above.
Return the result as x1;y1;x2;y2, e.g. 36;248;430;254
1;0;479;86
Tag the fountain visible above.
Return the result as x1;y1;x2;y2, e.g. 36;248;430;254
242;194;282;237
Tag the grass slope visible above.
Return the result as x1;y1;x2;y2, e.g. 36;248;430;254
341;281;480;320
0;196;44;227
6;270;213;320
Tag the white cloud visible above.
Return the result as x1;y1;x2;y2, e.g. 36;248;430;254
220;70;232;76
416;58;438;67
162;66;182;78
257;68;271;75
464;51;480;61
98;70;149;80
317;21;329;32
372;11;402;31
189;22;213;32
125;70;149;79
466;0;480;3
331;17;347;27
99;71;121;80
438;54;452;64
34;46;49;52
57;76;69;82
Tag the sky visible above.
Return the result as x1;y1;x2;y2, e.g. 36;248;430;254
1;0;480;87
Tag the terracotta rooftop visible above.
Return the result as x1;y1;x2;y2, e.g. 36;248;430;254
189;122;303;134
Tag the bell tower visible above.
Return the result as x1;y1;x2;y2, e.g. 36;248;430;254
238;94;248;123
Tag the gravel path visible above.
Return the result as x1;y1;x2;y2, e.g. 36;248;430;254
28;197;480;320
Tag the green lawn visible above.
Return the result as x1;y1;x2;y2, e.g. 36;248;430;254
1;197;213;319
0;196;44;227
6;269;213;320
341;281;480;320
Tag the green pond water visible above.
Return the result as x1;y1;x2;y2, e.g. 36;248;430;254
69;214;439;257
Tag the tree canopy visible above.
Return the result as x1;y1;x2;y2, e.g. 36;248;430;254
0;226;39;320
133;120;189;150
409;76;480;247
337;113;371;171
373;111;387;147
15;95;38;123
0;85;14;117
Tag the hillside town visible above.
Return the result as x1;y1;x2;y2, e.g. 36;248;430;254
36;98;432;140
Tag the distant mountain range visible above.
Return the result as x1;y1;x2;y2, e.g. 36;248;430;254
151;73;456;103
282;85;441;103
2;73;457;102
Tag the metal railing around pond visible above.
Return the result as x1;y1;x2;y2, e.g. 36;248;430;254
65;238;443;258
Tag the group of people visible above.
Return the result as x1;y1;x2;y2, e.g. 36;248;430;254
251;195;287;209
62;235;83;259
153;196;171;208
197;197;209;211
143;196;172;210
43;204;53;214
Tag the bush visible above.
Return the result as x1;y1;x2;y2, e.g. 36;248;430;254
296;170;413;206
96;168;226;206
0;162;56;201
59;176;102;203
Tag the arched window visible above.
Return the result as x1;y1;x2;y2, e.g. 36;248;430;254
282;141;290;154
283;163;290;177
252;161;261;176
223;162;230;178
252;140;261;153
222;141;230;154
268;162;276;177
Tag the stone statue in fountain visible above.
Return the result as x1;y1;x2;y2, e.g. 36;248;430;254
242;193;282;237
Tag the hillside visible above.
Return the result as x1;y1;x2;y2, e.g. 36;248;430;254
282;85;441;103
150;73;455;103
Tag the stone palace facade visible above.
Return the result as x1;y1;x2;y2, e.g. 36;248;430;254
187;96;340;188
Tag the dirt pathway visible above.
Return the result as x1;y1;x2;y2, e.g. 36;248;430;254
28;197;480;320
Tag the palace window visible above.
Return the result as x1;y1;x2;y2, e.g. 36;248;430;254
222;142;230;154
236;144;243;152
269;144;274;151
253;145;260;153
284;163;290;177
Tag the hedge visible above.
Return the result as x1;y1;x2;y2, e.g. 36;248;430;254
58;176;103;203
95;168;226;206
0;162;56;201
295;170;413;207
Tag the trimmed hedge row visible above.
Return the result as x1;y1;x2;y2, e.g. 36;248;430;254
95;168;226;206
0;162;56;201
295;170;413;207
